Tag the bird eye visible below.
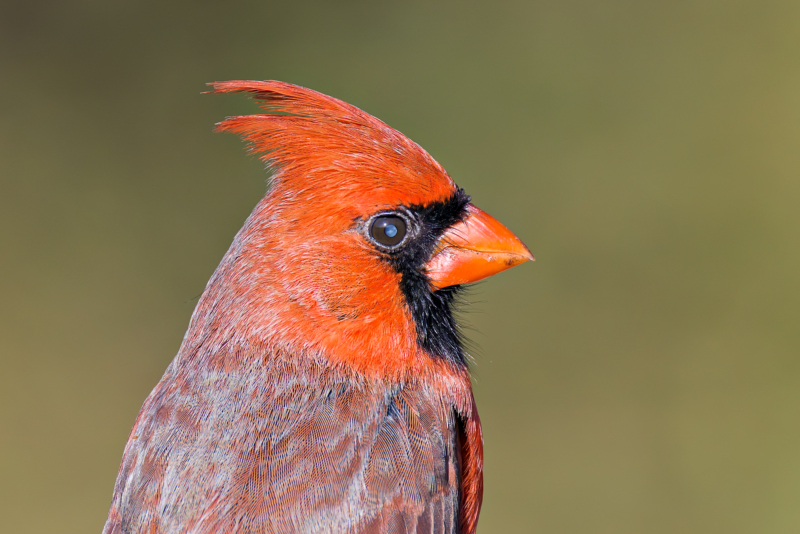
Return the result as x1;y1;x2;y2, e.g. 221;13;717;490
370;214;408;247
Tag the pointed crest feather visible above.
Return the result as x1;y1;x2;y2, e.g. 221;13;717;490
210;80;375;124
207;80;456;205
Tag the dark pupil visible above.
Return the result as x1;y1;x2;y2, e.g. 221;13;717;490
371;215;407;246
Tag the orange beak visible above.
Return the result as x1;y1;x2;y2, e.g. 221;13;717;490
425;204;534;290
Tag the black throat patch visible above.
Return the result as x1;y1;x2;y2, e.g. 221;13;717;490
383;189;471;367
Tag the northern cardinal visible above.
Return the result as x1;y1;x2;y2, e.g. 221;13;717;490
103;81;532;534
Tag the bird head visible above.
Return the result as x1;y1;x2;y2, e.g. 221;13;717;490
188;81;532;381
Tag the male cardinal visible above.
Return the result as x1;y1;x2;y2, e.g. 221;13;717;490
103;81;532;534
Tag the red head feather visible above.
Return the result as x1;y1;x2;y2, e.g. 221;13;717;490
190;81;467;382
211;80;457;210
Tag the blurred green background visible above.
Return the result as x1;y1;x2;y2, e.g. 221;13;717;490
2;1;799;533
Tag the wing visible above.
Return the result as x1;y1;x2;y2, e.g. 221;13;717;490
357;386;459;534
102;352;477;534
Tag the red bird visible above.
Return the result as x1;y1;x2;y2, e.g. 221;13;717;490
103;81;532;534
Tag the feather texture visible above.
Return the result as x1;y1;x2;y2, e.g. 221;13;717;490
104;346;478;534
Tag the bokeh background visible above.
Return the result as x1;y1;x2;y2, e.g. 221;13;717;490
2;1;800;533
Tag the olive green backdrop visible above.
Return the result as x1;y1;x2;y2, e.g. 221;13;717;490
2;1;799;533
